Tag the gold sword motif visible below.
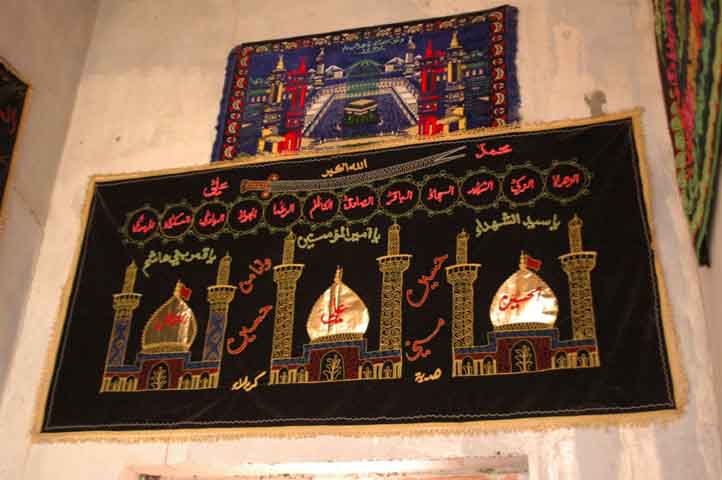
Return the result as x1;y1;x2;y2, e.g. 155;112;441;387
240;146;467;196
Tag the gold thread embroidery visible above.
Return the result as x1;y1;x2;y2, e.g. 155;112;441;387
296;224;382;250
559;214;598;340
141;281;198;354
447;216;600;377
474;211;561;237
321;159;369;178
414;368;443;383
142;247;217;277
103;262;142;371
268;223;410;384
100;254;236;392
307;266;370;341
489;251;559;331
271;232;305;360
445;229;480;349
34;110;689;441
377;223;411;352
231;371;266;392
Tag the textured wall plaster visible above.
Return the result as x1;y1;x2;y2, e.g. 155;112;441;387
0;1;720;479
0;0;98;394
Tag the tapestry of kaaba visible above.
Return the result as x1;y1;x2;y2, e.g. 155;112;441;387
38;112;684;440
211;5;519;162
0;59;29;214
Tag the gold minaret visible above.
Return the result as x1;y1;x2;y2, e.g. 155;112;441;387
203;253;237;371
216;252;231;285
446;230;481;353
102;261;143;392
456;228;469;264
122;261;137;293
376;222;412;352
559;215;598;340
387;223;400;255
283;231;296;264
272;232;305;360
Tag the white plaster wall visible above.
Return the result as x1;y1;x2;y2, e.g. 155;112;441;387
1;0;720;478
0;0;98;392
699;168;722;460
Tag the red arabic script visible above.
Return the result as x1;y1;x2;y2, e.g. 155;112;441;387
226;305;273;355
551;173;581;189
237;207;258;224
385;189;414;206
475;142;512;160
202;176;229;198
404;318;446;362
162;212;191;231
153;311;185;331
308;195;334;220
132;214;156;234
427;185;455;203
406;255;448;308
321;303;347;325
198;209;226;228
498;287;542;311
342;195;375;211
272;200;296;219
466;180;495;196
238;258;272;295
509;175;536;196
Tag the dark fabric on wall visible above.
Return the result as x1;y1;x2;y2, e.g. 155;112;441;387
0;60;29;210
42;115;679;435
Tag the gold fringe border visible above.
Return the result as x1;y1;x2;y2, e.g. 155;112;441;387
31;108;688;443
0;57;32;232
630;111;689;417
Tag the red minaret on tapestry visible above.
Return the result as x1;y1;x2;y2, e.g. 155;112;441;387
282;57;309;152
417;40;445;137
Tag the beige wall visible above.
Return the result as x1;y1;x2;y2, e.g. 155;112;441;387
1;0;721;478
700;170;722;460
0;0;98;391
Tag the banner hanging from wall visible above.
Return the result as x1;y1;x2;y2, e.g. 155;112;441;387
37;112;685;441
211;5;519;162
653;0;722;265
0;58;29;220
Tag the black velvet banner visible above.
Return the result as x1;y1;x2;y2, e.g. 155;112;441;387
0;60;29;212
40;112;682;438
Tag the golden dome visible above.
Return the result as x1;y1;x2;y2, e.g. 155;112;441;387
489;252;558;330
142;281;197;353
307;267;370;343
